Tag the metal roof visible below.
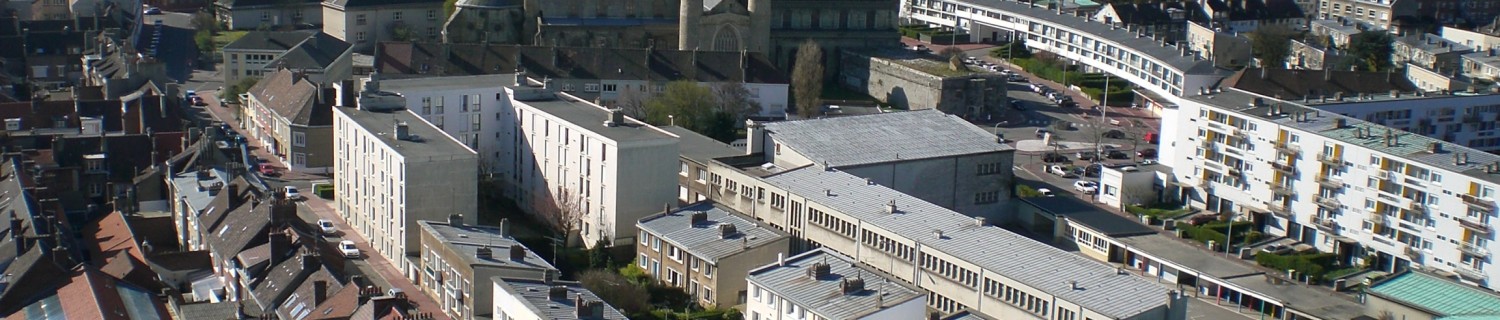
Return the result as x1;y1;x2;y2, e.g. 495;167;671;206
1369;272;1500;316
493;277;630;320
763;110;1011;168
761;167;1172;319
417;221;557;275
660;126;743;165
380;74;517;93
746;248;925;320
636;202;790;264
954;0;1221;74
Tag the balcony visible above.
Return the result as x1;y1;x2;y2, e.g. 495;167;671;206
1407;200;1426;213
1315;217;1339;232
1461;194;1496;210
1366;212;1389;225
1403;245;1421;259
1464;113;1482;123
1231;127;1248;139
1460;216;1492;235
1200;139;1216;150
1268;181;1293;196
1273;141;1300;155
1315;196;1341;210
1268;202;1292;218
1316;175;1343;189
1269;161;1296;175
1456;265;1488;281
1460;241;1491;257
1317;153;1345;167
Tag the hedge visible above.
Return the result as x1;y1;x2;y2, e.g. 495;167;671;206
1177;221;1260;246
1254;252;1340;282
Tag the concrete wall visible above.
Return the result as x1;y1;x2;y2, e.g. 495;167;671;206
288;125;333;170
401;153;479;271
1405;63;1466;93
1363;294;1440;320
838;152;1014;223
839;51;1008;117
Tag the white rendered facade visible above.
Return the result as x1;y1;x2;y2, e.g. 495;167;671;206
376;74;513;172
333;106;478;277
1166;88;1500;289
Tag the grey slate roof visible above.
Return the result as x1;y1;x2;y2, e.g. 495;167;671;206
493;277;629;320
262;32;352;71
660;126;743;165
224;31;319;52
954;0;1222;74
636;202;789;264
417;221;556;277
1395;33;1472;55
334;106;476;158
761;167;1174;319
176;301;241;320
746;248;925;320
248;69;334;126
513;90;680;143
762;110;1011;168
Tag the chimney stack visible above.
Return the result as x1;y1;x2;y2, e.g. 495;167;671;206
717;223;737;239
226;183;241;208
547;286;568;301
475;246;493;260
690;211;708;225
1335;118;1347;128
840;277;865;294
449;213;464;226
807;262;831;279
395;122;410;140
509;244;526;261
1429;142;1442;153
885;200;897;214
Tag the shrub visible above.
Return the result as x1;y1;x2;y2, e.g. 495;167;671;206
1254;252;1340;282
1016;184;1044;197
579;269;651;315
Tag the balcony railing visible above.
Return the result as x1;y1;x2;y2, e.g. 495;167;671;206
1366;212;1389;225
1268;202;1292;218
1317;153;1345;167
1460;216;1492;235
1403;245;1421;259
1273;141;1299;155
1317;175;1343;189
1268;181;1293;196
1200;139;1216;150
1315;217;1339;232
1460;241;1491;257
1269;161;1296;175
1315;196;1341;210
1456;265;1488;281
1461;194;1496;210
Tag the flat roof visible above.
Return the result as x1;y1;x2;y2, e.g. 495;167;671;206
1368;271;1500;316
417;221;556;273
379;74;515;93
636;202;789;264
763;110;1012;168
1019;196;1158;237
493;277;629;320
746;248;925;320
1114;234;1263;278
762;167;1172;319
168;168;230;211
334;106;476;159
661;126;743;165
955;0;1221;74
513;90;677;144
1222;274;1367;319
1186;89;1500;184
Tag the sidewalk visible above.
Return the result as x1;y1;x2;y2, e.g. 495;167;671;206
198;90;330;181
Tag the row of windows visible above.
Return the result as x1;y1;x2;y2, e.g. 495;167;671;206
859;229;915;260
977;162;1005;175
920;252;979;287
807;208;857;239
974;191;1001;204
982;278;1051;317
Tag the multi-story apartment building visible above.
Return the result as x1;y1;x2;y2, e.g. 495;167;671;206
1310;18;1364;48
416;220;556;320
745;248;927;320
1393;33;1472;71
491;77;679;248
1164;86;1500;288
376;74;513;171
333;101;478;275
636;202;791;308
221;30;353;86
1444;26;1500;52
748;110;1014;220
243;69;337;172
1186;22;1252;69
1315;0;1414;30
901;0;1226;98
1462;50;1500;81
322;0;446;52
662;126;745;204
490;277;628;320
1288;39;1343;70
216;0;324;30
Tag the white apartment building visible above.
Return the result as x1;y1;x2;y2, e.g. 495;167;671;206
377;74;512;172
490;277;628;320
901;0;1226;98
745;248;927;320
1443;26;1500;53
496;77;678;248
1164;87;1500;289
1271;92;1500;152
333;102;478;277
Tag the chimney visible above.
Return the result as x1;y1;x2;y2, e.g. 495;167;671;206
1463;152;1471;164
475;246;493;260
807;262;831;279
974;216;987;226
514;69;526;86
840;277;865;294
717;223;737;239
1335;118;1347;128
1070;280;1080;290
448;213;464;226
314;280;330;305
499;218;511;237
547;286;568;301
300;247;319;271
509;244;526;261
604;109;624;127
1429;142;1442;153
395;122;410;140
226;183;241;208
690;211;708;225
1456;153;1465;165
269;229;291;265
885;200;897;214
543;78;555;91
1390;89;1400;98
777;252;785;266
933;230;944;239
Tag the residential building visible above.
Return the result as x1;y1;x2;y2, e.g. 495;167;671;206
902;0;1227;98
661;126;744;204
0;267;170;319
215;0;324;30
1309;19;1364;48
1365;271;1500;318
373;43;791;120
745;248;926;320
416;219;557;320
243;69;336;172
492;77;678;248
490;277;628;320
1197;0;1307;33
439;0;524;44
333;100;478;276
1462;50;1500;81
221;30;354;86
1097;164;1174;210
765;0;901;77
1186;22;1252;69
635;202;792;308
321;0;447;53
1392;33;1472;71
702;158;1187;318
747;110;1014;220
1163;84;1500;289
1091;2;1196;43
1405;63;1469;93
1315;0;1414;31
375;74;513;171
1288;38;1344;70
1443;26;1500;53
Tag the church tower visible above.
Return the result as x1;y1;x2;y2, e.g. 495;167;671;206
748;0;771;52
679;0;704;50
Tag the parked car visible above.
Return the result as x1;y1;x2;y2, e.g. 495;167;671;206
1103;129;1126;139
1035;128;1049;138
1042;153;1069;163
317;219;336;235
338;240;360;258
257;163;278;176
1107;150;1129;159
1073;180;1099;193
1137;148;1158;159
1037;188;1056;197
1261;244;1294;255
1144;132;1160;144
283;186;303;200
189;96;206;106
1076;152;1097;161
1047;165;1076;177
144;7;161;14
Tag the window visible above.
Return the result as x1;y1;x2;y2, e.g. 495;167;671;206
356;32;367;42
695;168;707;182
392;12;402;21
819;9;839;29
428;9;437;20
974;191;1000;204
639;230;648;245
603;84;618;92
638;254;648;268
978;163;1003;175
356;14;367;25
261;12;270;21
704;264;713;277
293;132;306;147
669;246;682;261
470;114;481;131
680;162;690;176
584;83;601;92
652;238;661;251
703;287;713;302
421;97;432;114
690;257;700;271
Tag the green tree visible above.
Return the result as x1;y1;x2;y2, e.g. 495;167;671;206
791;39;824;119
223;77;260;104
443;0;459;20
644;81;737;141
1249;24;1295;68
579;270;651;315
195;30;215;55
1348;31;1395;71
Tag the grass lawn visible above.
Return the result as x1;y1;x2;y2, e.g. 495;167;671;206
213;31;248;49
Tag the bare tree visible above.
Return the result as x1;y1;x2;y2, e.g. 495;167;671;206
792;39;824;119
533;188;586;246
615;86;650;119
710;82;758;121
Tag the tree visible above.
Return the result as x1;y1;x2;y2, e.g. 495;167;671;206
192;11;220;56
1249;24;1295;68
443;0;460;19
1348;31;1395;71
614;86;650;119
709;82;757;122
533;188;586;246
643;81;737;141
223;77;260;104
791;39;824;119
389;22;416;42
579;270;651;315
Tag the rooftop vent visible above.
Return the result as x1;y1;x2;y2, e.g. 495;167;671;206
933;229;944;239
395;122;410;140
840;277;865;294
509;244;526;261
574;297;606;319
548;286;568;301
717;223;737;239
1429;142;1442;154
1335;118;1347;128
690;211;708;225
807;262;831;279
974;216;987;226
603;108;624;127
475;246;492;260
885;200;898;214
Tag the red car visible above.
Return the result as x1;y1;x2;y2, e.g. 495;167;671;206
258;163;279;176
189;96;206;106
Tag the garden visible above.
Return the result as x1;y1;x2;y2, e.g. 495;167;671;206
898;25;969;44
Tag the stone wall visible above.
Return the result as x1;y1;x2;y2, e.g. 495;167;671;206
839;50;1008;119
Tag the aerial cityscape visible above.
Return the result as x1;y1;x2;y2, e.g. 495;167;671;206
2;0;1500;318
